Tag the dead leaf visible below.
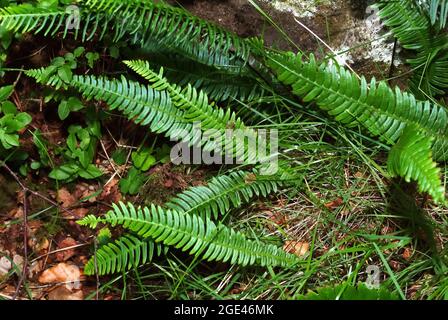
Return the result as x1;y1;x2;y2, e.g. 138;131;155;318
38;263;82;290
283;241;309;257
57;188;76;208
265;211;288;231
55;237;77;262
354;172;364;179
164;179;174;188
100;178;122;202
47;286;83;300
0;256;12;277
324;197;343;210
402;247;412;260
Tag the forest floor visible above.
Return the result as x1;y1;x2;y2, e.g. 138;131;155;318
0;0;446;300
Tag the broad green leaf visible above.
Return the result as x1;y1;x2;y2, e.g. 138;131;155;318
49;163;79;180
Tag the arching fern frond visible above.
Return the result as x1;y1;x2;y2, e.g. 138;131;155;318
85;234;165;275
387;125;445;204
25;68;202;143
376;0;448;98
376;0;431;50
134;51;265;102
0;1;251;71
428;0;448;28
0;4;115;42
124;60;264;162
165;170;285;219
124;60;243;132
83;0;251;66
267;52;448;161
78;202;299;268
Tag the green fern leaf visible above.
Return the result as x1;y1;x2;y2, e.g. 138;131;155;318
85;234;166;275
387;125;445;204
165;170;284;219
83;0;251;66
78;202;299;268
267;52;448;161
124;60;264;162
428;0;448;28
377;0;448;98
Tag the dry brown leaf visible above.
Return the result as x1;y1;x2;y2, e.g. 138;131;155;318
283;241;309;257
0;256;11;277
38;263;82;290
100;178;122;202
324;197;343;210
55;237;77;262
47;286;83;300
265;211;288;231
57;188;76;208
402;247;412;261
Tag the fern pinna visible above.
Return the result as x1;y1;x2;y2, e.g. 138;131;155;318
79;202;299;269
267;51;446;203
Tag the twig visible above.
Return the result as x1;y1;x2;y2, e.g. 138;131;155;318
12;189;28;300
1;162;78;217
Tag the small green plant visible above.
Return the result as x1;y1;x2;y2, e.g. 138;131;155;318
0;85;31;150
49;113;102;181
297;283;399;300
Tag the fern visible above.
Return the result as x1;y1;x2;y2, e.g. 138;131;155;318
78;202;299;268
268;51;447;202
85;234;166;275
0;1;250;70
83;0;251;66
377;0;448;98
376;0;432;50
125;60;265;162
165;170;284;219
134;50;265;101
267;52;448;161
388;125;445;204
124;60;244;133
428;0;448;28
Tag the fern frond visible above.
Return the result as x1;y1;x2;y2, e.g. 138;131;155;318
135;51;265;101
376;0;431;50
408;41;448;97
83;0;251;66
78;202;299;268
387;125;445;204
0;1;250;72
25;67;203;143
428;0;448;28
85;234;165;275
124;60;264;162
377;0;448;98
124;60;243;132
267;52;448;160
165;170;283;219
0;4;115;42
26;65;267;163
